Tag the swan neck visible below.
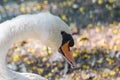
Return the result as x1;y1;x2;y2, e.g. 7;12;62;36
0;19;37;72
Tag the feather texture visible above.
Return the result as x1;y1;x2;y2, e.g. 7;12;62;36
0;12;71;80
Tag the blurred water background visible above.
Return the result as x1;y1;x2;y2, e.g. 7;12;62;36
0;0;119;26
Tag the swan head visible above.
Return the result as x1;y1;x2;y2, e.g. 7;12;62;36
35;13;76;66
58;31;76;67
49;30;76;67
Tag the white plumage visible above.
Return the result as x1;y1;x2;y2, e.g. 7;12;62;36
0;13;72;80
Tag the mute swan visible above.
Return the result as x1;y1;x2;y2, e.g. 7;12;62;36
0;13;76;80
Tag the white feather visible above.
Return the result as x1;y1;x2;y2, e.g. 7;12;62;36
0;12;71;80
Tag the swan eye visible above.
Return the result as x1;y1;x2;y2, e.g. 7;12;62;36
61;31;74;47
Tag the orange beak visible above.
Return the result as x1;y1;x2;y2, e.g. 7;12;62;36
59;41;76;67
